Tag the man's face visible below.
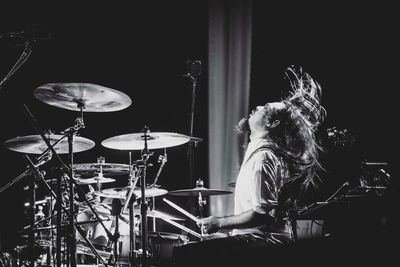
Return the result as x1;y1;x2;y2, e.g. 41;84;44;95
248;102;285;132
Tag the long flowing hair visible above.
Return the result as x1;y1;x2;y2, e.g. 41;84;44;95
269;66;327;190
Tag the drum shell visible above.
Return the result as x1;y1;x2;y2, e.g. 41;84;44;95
118;231;188;264
75;208;112;248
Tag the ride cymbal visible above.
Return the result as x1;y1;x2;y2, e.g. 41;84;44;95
101;132;193;150
34;83;132;112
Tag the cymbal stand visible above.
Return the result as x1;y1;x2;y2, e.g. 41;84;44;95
140;126;152;267
150;148;167;232
23;156;39;267
110;199;122;265
121;152;140;266
64;111;87;267
195;179;206;218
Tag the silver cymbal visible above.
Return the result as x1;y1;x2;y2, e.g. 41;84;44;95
121;209;185;221
34;83;132;112
168;187;233;197
73;163;130;176
4;134;95;154
94;186;168;199
101;132;192;150
75;175;116;185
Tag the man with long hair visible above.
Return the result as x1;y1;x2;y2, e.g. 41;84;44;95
173;66;327;266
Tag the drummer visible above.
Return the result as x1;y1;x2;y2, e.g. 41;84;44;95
173;66;328;266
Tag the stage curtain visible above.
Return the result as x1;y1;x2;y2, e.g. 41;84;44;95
208;0;252;216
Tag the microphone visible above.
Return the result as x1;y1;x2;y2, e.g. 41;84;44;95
183;60;202;78
0;25;51;47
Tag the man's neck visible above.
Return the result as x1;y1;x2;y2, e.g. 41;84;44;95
249;130;268;141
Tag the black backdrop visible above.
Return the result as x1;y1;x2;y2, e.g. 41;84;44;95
0;1;398;253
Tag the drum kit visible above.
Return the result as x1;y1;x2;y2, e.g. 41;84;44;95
0;83;232;267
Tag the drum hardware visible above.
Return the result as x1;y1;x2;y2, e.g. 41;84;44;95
19;105;111;267
31;82;132;266
135;126;152;267
108;198;122;265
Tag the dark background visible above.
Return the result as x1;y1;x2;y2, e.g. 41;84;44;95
0;1;397;253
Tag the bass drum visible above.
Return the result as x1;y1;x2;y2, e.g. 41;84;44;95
118;231;189;266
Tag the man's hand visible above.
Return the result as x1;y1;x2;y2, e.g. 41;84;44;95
197;216;221;234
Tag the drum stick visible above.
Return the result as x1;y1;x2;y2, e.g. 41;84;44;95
157;215;202;239
163;198;200;224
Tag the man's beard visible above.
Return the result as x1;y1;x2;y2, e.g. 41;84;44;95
235;117;250;135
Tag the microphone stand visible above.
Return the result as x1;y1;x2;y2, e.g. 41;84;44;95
0;41;33;91
183;60;201;230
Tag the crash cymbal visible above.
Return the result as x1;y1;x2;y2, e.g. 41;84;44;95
168;187;233;197
101;132;192;150
94;186;168;199
73;163;130;176
75;175;116;185
34;83;132;112
4;134;95;154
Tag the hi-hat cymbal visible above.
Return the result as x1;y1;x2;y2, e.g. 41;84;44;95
4;134;95;154
75;175;116;185
94;186;168;199
34;83;132;112
168;187;233;197
101;132;193;150
73;163;130;176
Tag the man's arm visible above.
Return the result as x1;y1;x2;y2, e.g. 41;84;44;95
199;209;272;234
